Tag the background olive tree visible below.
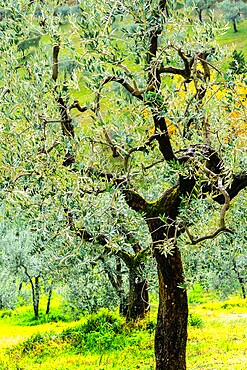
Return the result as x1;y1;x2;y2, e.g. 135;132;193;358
181;190;247;299
185;0;216;22
218;0;247;32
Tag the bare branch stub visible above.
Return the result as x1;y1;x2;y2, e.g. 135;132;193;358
52;44;60;82
69;100;89;113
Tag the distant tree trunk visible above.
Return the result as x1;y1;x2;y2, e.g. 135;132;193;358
197;9;203;22
21;264;41;319
34;276;40;319
233;19;238;33
232;258;246;299
98;256;128;316
46;285;53;314
126;265;149;321
115;246;150;322
119;295;128;316
77;225;150;321
30;276;40;319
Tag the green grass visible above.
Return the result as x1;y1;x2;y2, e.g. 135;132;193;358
0;295;246;369
217;20;247;57
0;307;156;369
187;297;247;369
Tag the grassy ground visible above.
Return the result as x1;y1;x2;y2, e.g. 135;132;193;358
0;295;246;370
217;20;247;57
187;297;247;369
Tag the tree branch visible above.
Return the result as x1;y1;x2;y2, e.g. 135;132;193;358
197;56;221;76
124;133;158;170
214;172;247;204
218;177;230;228
123;188;148;213
142;158;164;171
52;44;60;82
185;225;234;245
102;127;120;158
69;100;90;112
100;75;144;100
38;140;60;154
158;66;189;77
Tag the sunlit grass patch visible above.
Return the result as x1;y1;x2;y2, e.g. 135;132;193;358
192;296;247;315
2;309;155;370
0;293;79;327
217;20;247;57
187;296;247;369
188;283;218;305
2;344;155;370
0;295;246;369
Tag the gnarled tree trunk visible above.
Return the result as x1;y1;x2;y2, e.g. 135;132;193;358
155;252;187;370
146;199;189;369
124;176;195;368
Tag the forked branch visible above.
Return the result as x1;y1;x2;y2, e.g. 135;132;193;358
185;176;233;245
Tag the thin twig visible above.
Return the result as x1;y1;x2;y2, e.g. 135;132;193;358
197;56;222;75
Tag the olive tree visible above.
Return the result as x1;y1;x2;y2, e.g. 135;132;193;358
1;1;247;369
185;0;216;22
78;206;151;321
0;204;77;318
61;259;122;317
0;270;18;310
218;0;247;32
182;190;247;299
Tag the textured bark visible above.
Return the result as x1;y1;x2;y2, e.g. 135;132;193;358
146;214;188;370
155;250;187;370
126;266;149;322
124;176;195;369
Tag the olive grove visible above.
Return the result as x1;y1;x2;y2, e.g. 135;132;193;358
0;1;247;369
